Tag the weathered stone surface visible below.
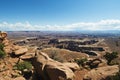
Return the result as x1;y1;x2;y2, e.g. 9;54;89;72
33;51;75;80
0;32;7;39
63;63;80;72
12;45;21;51
20;52;35;59
2;38;9;46
83;65;119;80
4;46;13;54
45;61;74;80
14;47;28;55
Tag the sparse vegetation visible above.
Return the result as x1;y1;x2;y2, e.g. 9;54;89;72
14;61;32;73
0;50;6;58
14;61;33;79
0;43;6;58
104;52;118;65
0;43;4;51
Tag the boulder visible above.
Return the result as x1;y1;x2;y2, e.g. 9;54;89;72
14;47;28;55
20;52;35;59
83;65;119;80
32;51;75;80
44;61;74;80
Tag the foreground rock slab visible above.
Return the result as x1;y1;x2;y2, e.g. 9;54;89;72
33;51;77;80
14;47;28;55
20;52;35;59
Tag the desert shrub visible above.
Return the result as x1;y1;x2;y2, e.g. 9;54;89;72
0;43;5;58
74;58;88;66
14;61;32;72
104;52;118;65
0;43;4;51
14;61;33;79
0;50;6;58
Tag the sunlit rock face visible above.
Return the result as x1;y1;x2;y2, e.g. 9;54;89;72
32;51;79;80
0;32;7;39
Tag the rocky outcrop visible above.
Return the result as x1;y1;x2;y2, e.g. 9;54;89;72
4;45;13;54
32;51;77;80
0;32;28;56
20;52;35;59
13;47;28;55
0;32;8;44
0;32;7;39
2;38;9;46
0;32;79;80
4;44;28;55
83;65;119;80
63;63;80;72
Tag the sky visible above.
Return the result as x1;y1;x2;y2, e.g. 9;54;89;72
0;0;120;31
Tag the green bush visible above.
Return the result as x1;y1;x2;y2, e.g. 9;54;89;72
0;43;5;58
104;52;118;65
0;43;4;51
14;61;32;72
0;50;6;58
14;61;33;79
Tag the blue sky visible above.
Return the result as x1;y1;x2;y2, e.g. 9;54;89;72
0;0;120;31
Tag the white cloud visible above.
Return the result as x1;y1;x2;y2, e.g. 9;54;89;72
1;19;120;31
